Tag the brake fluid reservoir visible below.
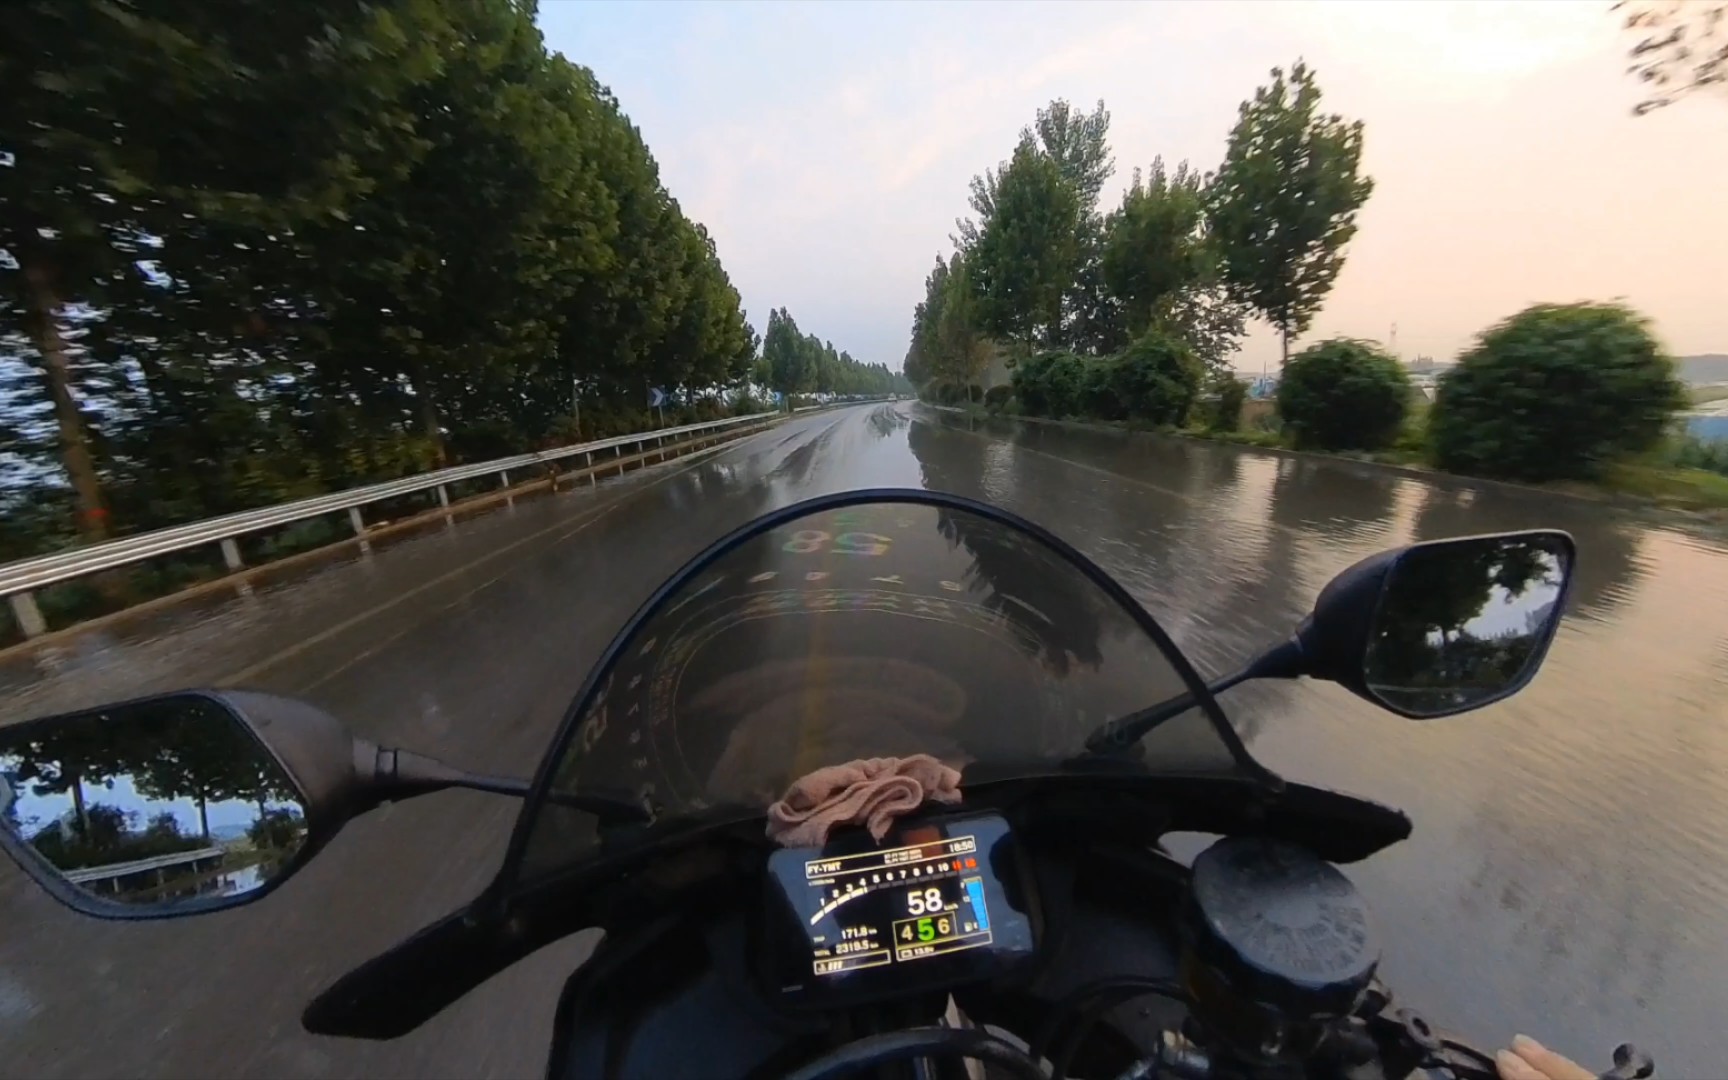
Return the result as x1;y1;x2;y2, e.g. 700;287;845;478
1178;836;1379;1067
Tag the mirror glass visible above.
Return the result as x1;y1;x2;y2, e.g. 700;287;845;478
1363;533;1571;717
0;694;308;908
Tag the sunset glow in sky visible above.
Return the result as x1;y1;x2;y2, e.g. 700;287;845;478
541;0;1727;371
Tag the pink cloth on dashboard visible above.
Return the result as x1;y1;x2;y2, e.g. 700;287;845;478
766;755;963;848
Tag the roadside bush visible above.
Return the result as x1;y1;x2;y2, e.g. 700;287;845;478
1668;431;1728;477
1080;358;1124;420
1012;351;1088;417
730;388;768;415
1429;302;1687;482
1110;329;1202;426
922;378;964;406
983;384;1013;411
1278;338;1410;451
965;383;984;404
1206;372;1247;432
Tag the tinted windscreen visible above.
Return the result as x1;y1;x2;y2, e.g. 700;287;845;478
517;499;1243;877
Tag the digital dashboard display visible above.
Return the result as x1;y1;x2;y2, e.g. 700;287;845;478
763;812;1036;1005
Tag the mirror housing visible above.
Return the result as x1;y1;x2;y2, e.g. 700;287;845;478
0;690;512;920
1290;529;1576;718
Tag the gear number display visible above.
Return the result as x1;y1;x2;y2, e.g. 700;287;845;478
763;812;1036;1006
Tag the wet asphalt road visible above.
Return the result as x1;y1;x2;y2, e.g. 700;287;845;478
2;402;1725;1076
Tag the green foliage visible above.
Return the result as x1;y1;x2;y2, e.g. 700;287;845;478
761;307;890;399
1666;432;1728;476
983;385;1013;411
1206;60;1373;363
1109;330;1203;426
1429;302;1687;482
1100;159;1210;337
1026;99;1114;215
1010;351;1089;418
906;251;993;391
0;0;781;572
1207;373;1248;433
1277;339;1411;451
1008;332;1199;427
967;135;1081;352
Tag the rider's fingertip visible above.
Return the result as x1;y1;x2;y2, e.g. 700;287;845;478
1497;1049;1540;1080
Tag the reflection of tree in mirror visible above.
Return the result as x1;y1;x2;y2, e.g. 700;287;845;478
1365;537;1566;712
0;696;308;902
1409;485;1644;625
26;801;210;872
247;808;304;852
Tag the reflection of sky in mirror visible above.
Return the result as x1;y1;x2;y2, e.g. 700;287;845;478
0;757;289;840
1431;554;1563;644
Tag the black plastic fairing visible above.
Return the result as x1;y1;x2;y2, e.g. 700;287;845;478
300;775;1407;1040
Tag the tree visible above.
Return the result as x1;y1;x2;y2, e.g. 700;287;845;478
1277;338;1411;451
968;135;1081;354
762;308;810;397
0;0;452;540
0;0;770;584
1100;159;1211;339
1616;1;1728;114
1207;60;1374;365
1026;99;1114;214
1429;302;1686;482
1161;282;1248;377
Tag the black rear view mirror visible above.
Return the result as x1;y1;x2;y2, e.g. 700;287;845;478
1082;529;1577;753
0;689;648;921
1298;530;1576;718
0;692;316;919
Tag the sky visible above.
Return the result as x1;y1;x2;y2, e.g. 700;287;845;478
0;767;265;840
537;0;1728;374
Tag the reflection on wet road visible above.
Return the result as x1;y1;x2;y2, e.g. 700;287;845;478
1;403;1723;1075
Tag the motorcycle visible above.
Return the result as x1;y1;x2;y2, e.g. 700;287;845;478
0;489;1656;1080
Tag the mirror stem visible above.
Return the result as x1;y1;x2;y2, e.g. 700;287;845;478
1082;638;1308;754
363;747;651;824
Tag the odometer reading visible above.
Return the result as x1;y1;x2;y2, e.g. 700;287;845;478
800;834;993;976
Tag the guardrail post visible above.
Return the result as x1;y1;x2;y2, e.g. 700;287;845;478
220;538;244;572
499;469;510;488
348;506;371;553
586;451;595;485
8;592;47;639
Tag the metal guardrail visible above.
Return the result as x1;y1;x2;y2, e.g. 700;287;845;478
1;411;781;639
64;846;227;885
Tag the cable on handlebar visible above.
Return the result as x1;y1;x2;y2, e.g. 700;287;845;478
779;1027;1047;1080
1026;977;1190;1080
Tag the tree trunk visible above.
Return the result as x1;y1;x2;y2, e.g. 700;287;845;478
1280;325;1290;368
22;261;108;540
413;367;447;467
197;794;210;841
70;771;89;838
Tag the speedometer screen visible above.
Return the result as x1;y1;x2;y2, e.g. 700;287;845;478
762;812;1036;1006
806;832;991;972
